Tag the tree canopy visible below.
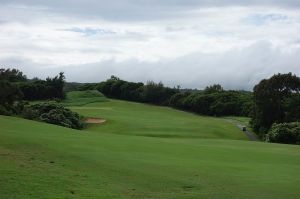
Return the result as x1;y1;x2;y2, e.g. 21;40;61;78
251;73;300;136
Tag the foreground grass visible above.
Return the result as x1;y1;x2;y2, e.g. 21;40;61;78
1;115;300;199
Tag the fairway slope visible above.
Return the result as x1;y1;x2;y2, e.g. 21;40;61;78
1;112;300;198
63;90;108;106
70;100;247;140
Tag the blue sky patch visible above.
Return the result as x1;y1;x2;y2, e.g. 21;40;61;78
243;13;288;26
65;27;116;36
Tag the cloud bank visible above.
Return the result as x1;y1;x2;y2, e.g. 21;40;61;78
0;0;300;90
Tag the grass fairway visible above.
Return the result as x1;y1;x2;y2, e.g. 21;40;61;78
69;100;246;140
1;98;300;198
63;90;108;106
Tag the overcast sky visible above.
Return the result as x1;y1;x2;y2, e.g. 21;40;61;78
1;0;300;90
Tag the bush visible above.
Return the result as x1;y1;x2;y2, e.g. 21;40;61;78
23;103;85;129
22;107;39;119
0;105;12;116
266;122;300;144
0;101;26;116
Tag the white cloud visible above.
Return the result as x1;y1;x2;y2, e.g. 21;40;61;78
0;1;299;90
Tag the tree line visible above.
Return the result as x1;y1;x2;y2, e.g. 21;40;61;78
79;74;300;144
0;68;65;115
78;75;254;117
0;68;85;129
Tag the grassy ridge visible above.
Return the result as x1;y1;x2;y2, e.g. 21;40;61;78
0;115;300;198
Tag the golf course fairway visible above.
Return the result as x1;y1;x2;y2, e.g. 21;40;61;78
0;99;300;199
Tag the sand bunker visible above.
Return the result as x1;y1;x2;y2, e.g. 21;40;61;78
85;118;106;124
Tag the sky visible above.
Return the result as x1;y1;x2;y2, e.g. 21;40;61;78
0;0;300;90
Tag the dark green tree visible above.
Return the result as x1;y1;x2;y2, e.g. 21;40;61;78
0;81;23;115
204;84;223;94
0;68;27;82
46;72;66;99
251;73;300;136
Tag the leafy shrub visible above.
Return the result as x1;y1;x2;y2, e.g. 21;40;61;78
266;122;300;144
0;99;26;116
0;105;12;116
22;107;39;119
23;103;85;129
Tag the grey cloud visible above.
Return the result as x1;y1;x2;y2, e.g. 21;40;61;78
1;0;300;21
0;57;61;79
63;41;300;90
0;1;299;90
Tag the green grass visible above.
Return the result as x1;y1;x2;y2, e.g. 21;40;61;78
223;116;255;134
63;90;108;106
223;116;251;126
1;99;300;198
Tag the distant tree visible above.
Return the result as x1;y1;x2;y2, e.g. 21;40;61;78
96;76;252;117
17;72;66;100
96;76;119;97
119;82;144;101
210;92;241;116
0;80;23;115
46;72;66;99
110;75;120;81
31;77;41;81
141;81;177;105
0;81;22;105
110;80;126;98
0;68;27;82
185;93;214;114
251;73;300;136
140;81;163;103
169;92;190;109
204;84;223;94
77;83;98;91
